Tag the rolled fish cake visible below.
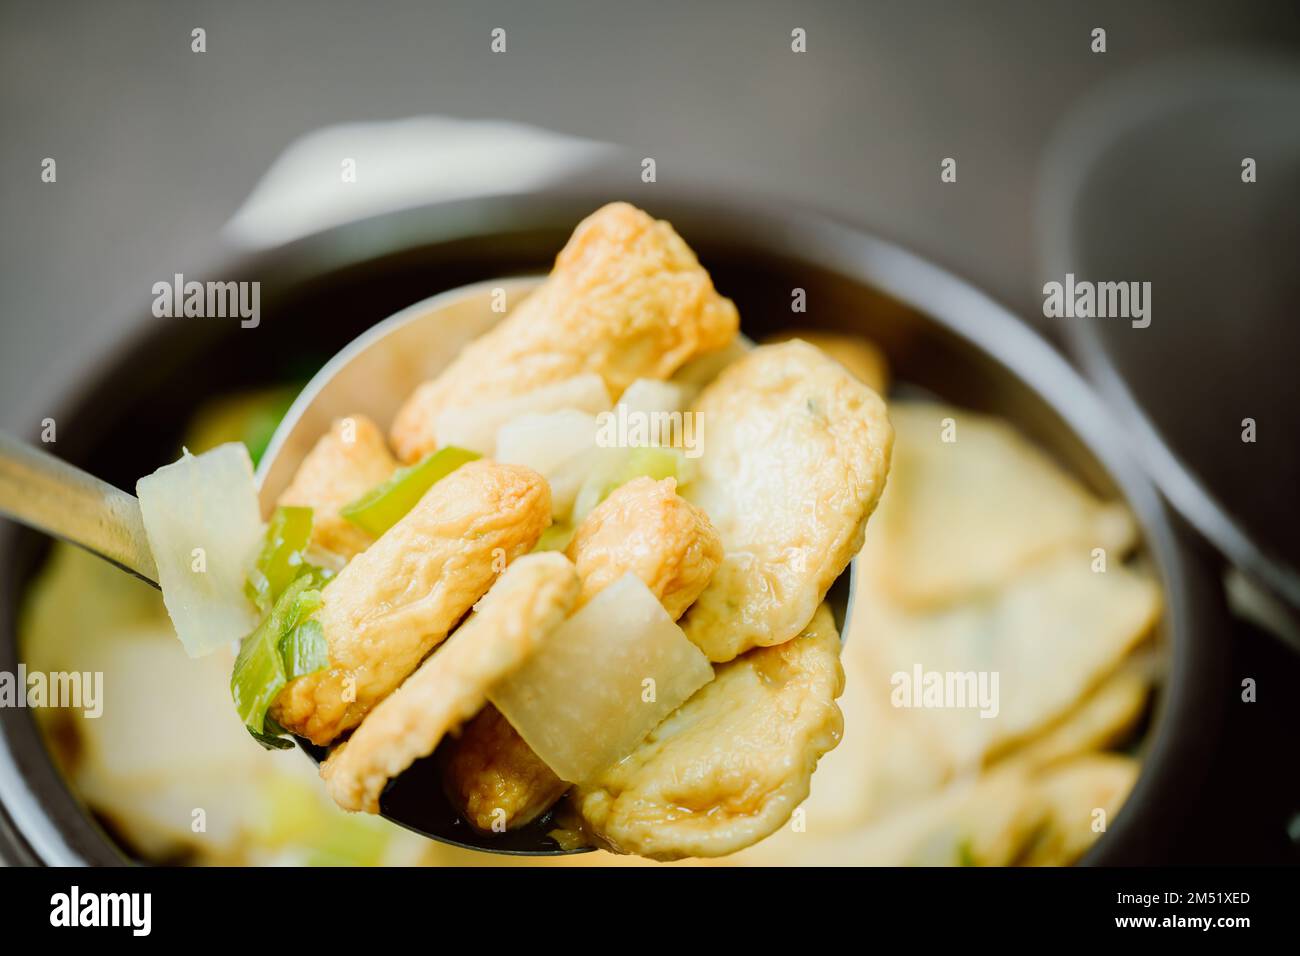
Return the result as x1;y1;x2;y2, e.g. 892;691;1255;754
271;460;551;745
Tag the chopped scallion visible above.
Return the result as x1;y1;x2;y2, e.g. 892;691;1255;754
280;618;328;680
340;446;480;537
231;570;330;747
572;446;693;524
533;523;575;553
245;506;315;615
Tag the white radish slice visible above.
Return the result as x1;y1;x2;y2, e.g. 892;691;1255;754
435;373;610;455
616;378;689;417
489;573;714;784
495;410;601;518
136;443;263;657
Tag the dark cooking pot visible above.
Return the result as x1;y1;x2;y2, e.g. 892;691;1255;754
0;186;1231;865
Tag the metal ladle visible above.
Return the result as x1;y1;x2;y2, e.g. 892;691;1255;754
0;276;856;856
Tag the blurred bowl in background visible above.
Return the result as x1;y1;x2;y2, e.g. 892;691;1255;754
1040;56;1300;633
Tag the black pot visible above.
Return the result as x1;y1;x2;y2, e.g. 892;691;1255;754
0;187;1231;865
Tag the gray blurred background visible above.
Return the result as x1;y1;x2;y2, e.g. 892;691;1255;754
3;0;1299;427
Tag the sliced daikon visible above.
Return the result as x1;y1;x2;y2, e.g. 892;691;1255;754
489;573;714;783
136;443;263;657
435;373;611;455
616;378;690;417
495;410;600;518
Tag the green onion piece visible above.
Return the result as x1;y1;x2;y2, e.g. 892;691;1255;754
284;585;324;632
248;715;296;751
231;572;329;745
245;506;315;615
572;447;693;524
247;727;296;751
533;523;575;553
340;446;480;537
280;618;328;680
617;446;686;484
263;714;291;736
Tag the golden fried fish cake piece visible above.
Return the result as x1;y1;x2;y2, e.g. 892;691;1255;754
1019;754;1139;866
270;460;551;745
573;604;844;861
390;202;740;462
443;476;722;832
861;764;1047;866
995;667;1149;770
763;328;890;395
725;761;1045;867
856;553;1160;775
276;414;397;560
440;704;570;833
321;553;580;813
860;401;1138;608
567;476;722;617
680;340;893;662
751;607;950;836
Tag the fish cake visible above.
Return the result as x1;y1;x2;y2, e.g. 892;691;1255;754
573;604;844;861
443;477;722;832
726;762;1044;867
1019;754;1139;866
995;668;1149;770
861;401;1138;608
855;553;1160;775
391;202;739;462
321;553;580;813
681;340;893;662
764;328;890;395
439;703;570;834
270;460;551;745
567;476;722;617
277;414;397;560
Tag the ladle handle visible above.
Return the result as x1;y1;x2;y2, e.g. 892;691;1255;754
0;432;158;587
